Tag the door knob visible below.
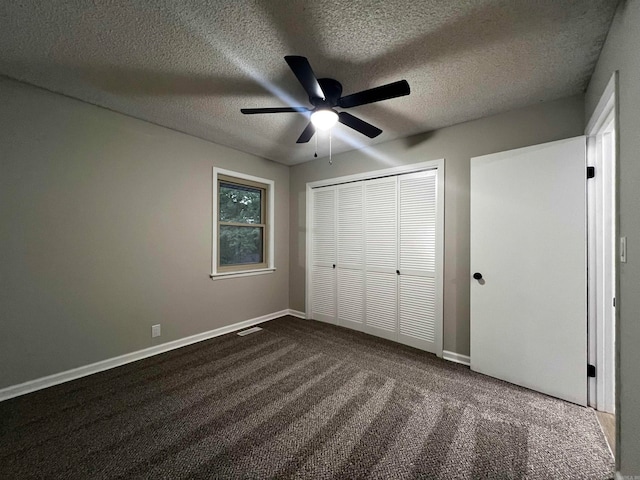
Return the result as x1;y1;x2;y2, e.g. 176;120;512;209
473;272;483;280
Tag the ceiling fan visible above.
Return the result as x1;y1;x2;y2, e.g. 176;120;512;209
241;56;410;143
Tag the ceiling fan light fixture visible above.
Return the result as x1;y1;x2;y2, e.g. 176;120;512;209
310;109;338;130
241;56;409;143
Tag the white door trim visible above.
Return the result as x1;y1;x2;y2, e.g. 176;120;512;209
305;159;445;357
586;71;618;414
305;159;444;189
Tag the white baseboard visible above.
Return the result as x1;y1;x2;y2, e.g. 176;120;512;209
287;309;306;319
0;309;292;403
442;350;471;366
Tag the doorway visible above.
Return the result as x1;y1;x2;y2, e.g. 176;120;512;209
586;72;618;454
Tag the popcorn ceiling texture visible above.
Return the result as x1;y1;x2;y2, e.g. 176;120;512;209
0;0;618;165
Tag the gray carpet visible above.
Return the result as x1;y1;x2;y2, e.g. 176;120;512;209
0;316;614;479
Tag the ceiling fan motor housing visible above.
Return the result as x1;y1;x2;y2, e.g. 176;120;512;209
313;78;343;107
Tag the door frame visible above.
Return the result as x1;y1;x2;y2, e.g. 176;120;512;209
305;159;445;355
586;71;619;414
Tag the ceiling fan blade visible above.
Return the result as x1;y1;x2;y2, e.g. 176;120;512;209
338;112;383;138
338;80;410;108
241;107;309;114
296;122;316;143
284;56;326;100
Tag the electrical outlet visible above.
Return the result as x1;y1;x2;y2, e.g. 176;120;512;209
152;324;161;338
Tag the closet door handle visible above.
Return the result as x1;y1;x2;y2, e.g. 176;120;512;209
333;264;336;269
396;270;400;275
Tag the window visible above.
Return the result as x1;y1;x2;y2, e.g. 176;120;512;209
212;168;274;278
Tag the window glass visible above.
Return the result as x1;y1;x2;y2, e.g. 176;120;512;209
219;226;264;265
219;182;262;224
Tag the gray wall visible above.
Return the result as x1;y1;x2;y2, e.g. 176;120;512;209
586;0;640;475
290;95;585;356
0;77;289;389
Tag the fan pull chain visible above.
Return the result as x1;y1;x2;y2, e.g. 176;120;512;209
314;133;318;158
329;129;332;165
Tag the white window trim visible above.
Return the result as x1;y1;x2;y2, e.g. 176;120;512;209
211;167;275;279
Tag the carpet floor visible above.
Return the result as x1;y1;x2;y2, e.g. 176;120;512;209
0;316;614;479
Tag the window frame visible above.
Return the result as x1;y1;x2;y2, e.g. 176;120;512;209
211;168;275;279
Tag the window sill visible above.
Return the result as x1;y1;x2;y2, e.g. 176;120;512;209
209;268;276;280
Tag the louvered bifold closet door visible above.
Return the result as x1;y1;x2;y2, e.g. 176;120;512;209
364;177;398;341
337;183;365;330
398;170;440;353
311;186;337;324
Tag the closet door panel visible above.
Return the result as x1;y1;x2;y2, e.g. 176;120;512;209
337;184;364;267
365;177;397;271
398;171;440;352
337;269;365;330
337;183;364;328
399;172;437;274
365;271;397;341
310;186;336;324
399;276;436;347
312;187;336;267
364;177;398;339
311;266;336;324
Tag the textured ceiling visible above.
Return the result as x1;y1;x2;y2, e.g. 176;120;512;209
0;0;619;165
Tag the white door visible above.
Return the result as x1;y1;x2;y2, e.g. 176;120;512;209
310;186;336;324
470;136;587;405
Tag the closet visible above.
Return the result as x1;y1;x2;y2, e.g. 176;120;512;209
307;167;442;355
